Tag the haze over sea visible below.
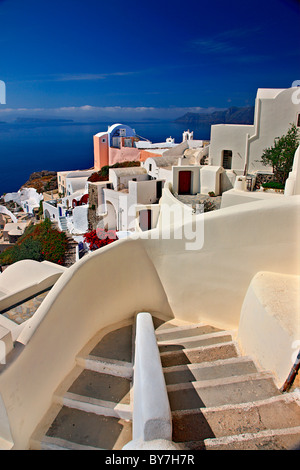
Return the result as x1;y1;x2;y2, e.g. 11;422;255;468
0;120;211;195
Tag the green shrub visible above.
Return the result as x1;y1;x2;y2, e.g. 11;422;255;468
0;248;16;266
260;123;299;184
203;199;216;212
15;238;43;262
262;181;285;190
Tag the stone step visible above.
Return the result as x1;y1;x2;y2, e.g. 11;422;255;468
163;356;258;385
45;406;132;450
158;331;234;353
65;369;131;406
171;392;300;443
167;372;280;411
31;316;297;451
58;391;132;420
38;435;101;450
160;341;239;368
89;324;133;363
155;324;223;342
76;355;133;379
204;426;300;450
31;321;135;451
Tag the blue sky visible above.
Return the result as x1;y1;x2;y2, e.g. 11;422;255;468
0;0;299;121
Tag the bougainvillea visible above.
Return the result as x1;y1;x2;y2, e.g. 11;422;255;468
83;228;118;251
0;218;68;266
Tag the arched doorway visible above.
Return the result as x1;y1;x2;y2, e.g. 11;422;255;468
44;209;51;220
104;201;117;230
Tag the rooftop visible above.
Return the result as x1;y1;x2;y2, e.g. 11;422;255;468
135;141;177;149
147;155;195;167
109;167;147;176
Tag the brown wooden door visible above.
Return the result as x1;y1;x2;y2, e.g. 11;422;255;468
178;171;191;194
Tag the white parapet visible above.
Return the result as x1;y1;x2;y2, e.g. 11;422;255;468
129;312;172;444
0;325;13;365
238;272;300;388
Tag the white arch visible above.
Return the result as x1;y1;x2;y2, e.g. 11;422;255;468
103;201;117;230
0;206;17;223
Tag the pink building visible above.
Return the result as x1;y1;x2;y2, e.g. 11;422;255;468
94;123;141;170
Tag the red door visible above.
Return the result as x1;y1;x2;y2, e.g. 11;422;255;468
178;171;191;194
139;209;152;231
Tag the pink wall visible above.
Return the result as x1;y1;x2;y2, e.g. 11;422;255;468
109;147;141;166
94;134;109;170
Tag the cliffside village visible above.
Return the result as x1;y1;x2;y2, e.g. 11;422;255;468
0;86;299;451
1;87;300;266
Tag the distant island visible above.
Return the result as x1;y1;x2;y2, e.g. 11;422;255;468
14;118;74;124
174;106;255;126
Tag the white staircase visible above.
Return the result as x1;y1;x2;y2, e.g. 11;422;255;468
30;321;134;450
29;316;300;451
154;319;300;450
59;216;68;232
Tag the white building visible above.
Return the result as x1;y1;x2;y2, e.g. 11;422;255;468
65;177;89;198
141;139;211;195
89;167;164;233
4;188;43;215
109;167;149;192
208;87;300;175
57;170;94;197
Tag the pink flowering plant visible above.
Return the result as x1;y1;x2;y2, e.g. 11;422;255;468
83;228;118;251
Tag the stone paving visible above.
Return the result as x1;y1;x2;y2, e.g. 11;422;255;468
2;290;50;324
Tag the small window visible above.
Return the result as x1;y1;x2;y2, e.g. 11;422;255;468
149;164;152;172
102;138;106;143
124;138;132;147
297;114;300;127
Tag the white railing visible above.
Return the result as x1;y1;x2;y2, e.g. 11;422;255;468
127;312;172;446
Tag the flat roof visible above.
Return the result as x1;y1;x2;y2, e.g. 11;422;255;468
136;141;177;149
109;167;147;176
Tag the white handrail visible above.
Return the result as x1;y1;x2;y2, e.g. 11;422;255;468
131;312;172;443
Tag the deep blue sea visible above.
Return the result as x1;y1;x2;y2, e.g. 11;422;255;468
0;120;211;195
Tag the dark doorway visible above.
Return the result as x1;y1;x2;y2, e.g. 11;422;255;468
178;171;191;195
156;180;163;199
222;150;232;169
139;209;152;231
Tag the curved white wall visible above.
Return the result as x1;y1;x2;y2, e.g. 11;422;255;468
142;194;300;329
0;238;173;449
238;271;300;387
0;192;299;449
